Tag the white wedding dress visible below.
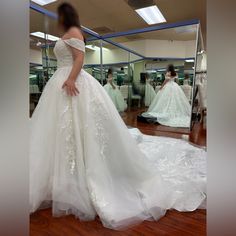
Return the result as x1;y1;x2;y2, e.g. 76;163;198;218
144;79;156;107
143;77;191;128
30;38;206;230
103;80;127;112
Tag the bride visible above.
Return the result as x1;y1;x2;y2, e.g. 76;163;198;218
103;68;127;112
144;73;156;107
142;65;191;128
30;3;206;230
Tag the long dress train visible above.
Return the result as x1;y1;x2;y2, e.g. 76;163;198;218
30;38;206;230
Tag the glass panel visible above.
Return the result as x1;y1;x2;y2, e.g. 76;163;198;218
99;39;130;113
30;9;102;115
104;24;198;131
83;39;102;83
29;9;46;116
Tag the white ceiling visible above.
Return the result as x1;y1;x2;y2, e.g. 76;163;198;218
30;0;206;47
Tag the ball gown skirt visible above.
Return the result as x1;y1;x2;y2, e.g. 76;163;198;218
103;83;127;112
143;80;191;128
30;38;206;230
144;82;156;107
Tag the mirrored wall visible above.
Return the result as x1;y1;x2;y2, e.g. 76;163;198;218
30;5;205;133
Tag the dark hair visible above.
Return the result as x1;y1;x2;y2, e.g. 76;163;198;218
184;73;190;79
108;68;113;75
167;64;176;77
57;3;81;31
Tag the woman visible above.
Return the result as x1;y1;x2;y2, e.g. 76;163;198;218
144;73;156;107
30;3;206;230
143;65;191;128
103;68;127;112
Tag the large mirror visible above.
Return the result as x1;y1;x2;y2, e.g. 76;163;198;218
30;5;202;134
30;8;46;116
103;24;199;133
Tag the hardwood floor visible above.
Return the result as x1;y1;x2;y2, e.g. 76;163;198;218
30;108;206;236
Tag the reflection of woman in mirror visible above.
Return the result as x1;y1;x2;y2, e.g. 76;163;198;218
142;64;191;127
103;68;127;112
144;73;156;107
107;68;116;89
184;73;190;85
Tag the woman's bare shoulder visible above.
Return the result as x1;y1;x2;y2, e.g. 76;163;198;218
64;27;84;41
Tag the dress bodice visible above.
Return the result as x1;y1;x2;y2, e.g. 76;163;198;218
53;38;85;68
166;75;177;82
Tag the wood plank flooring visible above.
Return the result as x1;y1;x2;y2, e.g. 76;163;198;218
30;108;206;236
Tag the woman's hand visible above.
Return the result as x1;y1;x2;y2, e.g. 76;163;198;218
62;78;79;96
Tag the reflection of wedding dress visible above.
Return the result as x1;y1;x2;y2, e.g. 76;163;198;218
144;79;156;106
30;38;206;230
143;77;191;128
104;82;127;112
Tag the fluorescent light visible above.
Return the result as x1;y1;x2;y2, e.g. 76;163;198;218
31;0;57;6
135;5;166;25
85;45;100;51
85;45;109;51
185;59;195;63
30;32;59;41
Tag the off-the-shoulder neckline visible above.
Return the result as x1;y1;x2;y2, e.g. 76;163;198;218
60;38;85;43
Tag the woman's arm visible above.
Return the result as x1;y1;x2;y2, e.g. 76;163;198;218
160;73;170;90
62;27;84;96
160;78;169;90
109;80;116;90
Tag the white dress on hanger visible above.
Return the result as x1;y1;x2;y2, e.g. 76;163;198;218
142;76;191;128
30;38;206;230
103;77;127;112
144;79;156;107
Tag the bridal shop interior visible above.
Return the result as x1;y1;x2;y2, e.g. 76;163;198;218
30;0;206;235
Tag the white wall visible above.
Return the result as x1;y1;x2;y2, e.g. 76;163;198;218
84;48;130;65
30;48;42;64
30;39;196;66
84;39;196;66
145;60;185;70
123;39;196;58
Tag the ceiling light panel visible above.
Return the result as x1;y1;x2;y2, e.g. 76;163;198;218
30;32;59;41
185;59;195;62
31;0;57;6
135;5;166;25
85;45;100;51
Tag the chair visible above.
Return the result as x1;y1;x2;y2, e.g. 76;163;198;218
119;85;129;101
130;86;141;108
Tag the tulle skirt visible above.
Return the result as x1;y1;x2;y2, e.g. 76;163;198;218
103;83;127;112
30;67;206;230
144;83;156;107
143;81;191;127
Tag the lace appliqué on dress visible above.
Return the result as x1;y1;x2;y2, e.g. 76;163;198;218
60;95;77;175
90;88;109;160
